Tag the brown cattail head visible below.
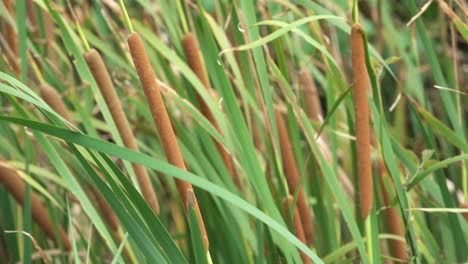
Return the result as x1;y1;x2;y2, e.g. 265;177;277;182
43;10;56;66
40;84;73;123
299;69;323;122
182;33;241;189
83;48;160;215
283;196;311;264
4;0;20;75
351;24;373;219
127;32;208;250
274;106;315;245
182;33;210;88
0;163;71;251
378;160;407;262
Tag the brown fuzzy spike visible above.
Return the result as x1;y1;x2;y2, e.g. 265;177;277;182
43;11;56;66
299;69;323;122
274;106;315;245
351;24;373;219
182;33;241;189
40;84;73;123
127;32;209;251
4;0;20;75
283;196;311;264
379;160;407;263
84;49;160;215
0;163;71;251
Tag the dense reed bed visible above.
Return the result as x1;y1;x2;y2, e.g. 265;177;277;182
0;0;466;263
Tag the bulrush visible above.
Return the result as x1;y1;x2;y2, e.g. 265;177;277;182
274;106;314;245
378;160;407;263
83;48;160;215
351;24;373;219
40;84;73;123
283;195;311;264
43;11;56;66
0;163;71;251
3;0;20;75
127;32;209;251
181;33;240;189
299;69;323;122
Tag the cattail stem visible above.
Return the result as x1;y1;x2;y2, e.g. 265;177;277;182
84;49;160;215
274;106;315;245
0;163;71;251
351;24;373;219
182;33;241;189
283;196;311;264
127;32;209;251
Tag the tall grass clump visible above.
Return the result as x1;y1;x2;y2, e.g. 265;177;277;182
0;0;467;263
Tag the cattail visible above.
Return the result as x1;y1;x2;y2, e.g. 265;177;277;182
83;49;160;215
182;33;240;189
0;163;71;251
378;160;407;262
26;0;38;37
3;0;20;75
460;202;468;222
40;84;73;123
127;32;209;251
43;11;56;66
299;69;323;122
283;195;311;264
351;24;373;219
274;106;315;245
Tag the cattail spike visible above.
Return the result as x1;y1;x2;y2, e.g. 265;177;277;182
4;0;20;75
274;106;315;245
283;195;311;264
378;160;407;262
351;24;373;219
299;69;323;122
0;163;71;251
127;32;209;251
83;48;160;215
40;84;73;123
182;33;241;189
